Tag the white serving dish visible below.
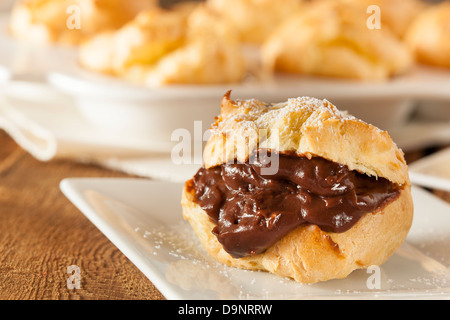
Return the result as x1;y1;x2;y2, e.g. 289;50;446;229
60;178;450;300
0;12;78;81
410;146;450;192
47;66;422;152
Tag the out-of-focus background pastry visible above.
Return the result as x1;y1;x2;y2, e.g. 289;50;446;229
79;2;246;85
78;5;192;76
261;0;413;81
346;0;427;39
8;0;450;85
205;0;304;45
405;1;450;68
9;0;158;45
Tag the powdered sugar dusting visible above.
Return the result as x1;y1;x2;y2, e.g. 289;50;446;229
211;95;366;138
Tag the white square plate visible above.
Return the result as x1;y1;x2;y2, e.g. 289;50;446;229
410;147;450;192
60;178;450;300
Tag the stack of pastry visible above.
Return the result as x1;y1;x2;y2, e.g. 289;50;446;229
8;0;450;85
78;5;193;77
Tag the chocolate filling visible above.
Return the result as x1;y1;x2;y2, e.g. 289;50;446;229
188;150;401;259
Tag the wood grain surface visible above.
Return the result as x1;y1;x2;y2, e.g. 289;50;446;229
0;131;165;300
0;129;449;300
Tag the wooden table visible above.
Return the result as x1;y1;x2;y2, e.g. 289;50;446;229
0;130;164;300
0;129;449;300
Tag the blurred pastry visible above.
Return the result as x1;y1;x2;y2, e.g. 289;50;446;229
346;0;426;38
79;6;191;75
9;0;157;45
143;5;247;86
206;0;304;45
261;0;413;81
405;1;450;68
80;3;247;85
181;92;413;283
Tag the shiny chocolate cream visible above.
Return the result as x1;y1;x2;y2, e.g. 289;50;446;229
187;150;401;259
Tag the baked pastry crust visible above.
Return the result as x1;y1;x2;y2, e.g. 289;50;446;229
9;0;157;45
405;2;450;68
261;0;413;80
182;92;413;283
204;91;409;185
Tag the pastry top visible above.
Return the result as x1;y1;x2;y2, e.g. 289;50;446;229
405;1;450;68
203;91;409;185
261;0;413;80
79;3;247;85
206;0;304;45
9;0;157;45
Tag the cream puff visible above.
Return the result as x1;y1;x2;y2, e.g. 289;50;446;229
9;0;157;45
181;91;414;283
261;0;414;81
405;1;450;69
